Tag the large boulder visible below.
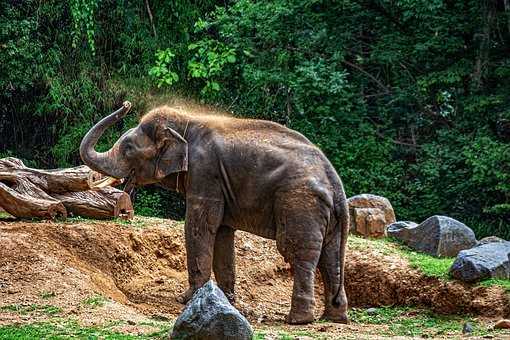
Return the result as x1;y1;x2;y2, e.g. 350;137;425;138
386;215;477;257
170;281;252;340
347;194;396;238
449;240;510;282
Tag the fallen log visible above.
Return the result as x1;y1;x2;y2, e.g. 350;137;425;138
0;176;67;219
0;157;118;193
0;157;132;220
52;187;134;219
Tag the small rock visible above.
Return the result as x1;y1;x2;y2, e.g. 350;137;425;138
462;322;473;334
494;319;510;329
155;277;164;284
366;307;378;315
171;281;252;340
450;241;510;282
387;215;477;257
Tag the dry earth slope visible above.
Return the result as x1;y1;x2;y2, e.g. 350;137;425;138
0;216;508;328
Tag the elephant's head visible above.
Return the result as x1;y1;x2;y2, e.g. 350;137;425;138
79;101;188;186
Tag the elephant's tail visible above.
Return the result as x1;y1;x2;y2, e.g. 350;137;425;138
326;164;350;304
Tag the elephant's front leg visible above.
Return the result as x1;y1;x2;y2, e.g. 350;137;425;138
177;197;224;304
213;225;236;303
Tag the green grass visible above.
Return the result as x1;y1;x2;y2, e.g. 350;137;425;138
402;248;455;278
0;319;171;340
349;235;510;289
115;218;149;229
82;295;108;308
0;211;13;218
350;306;500;337
479;278;510;292
1;304;62;316
40;291;56;299
349;235;455;279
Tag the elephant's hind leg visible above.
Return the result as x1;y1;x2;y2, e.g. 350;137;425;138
286;247;322;324
213;225;236;303
275;194;325;324
318;235;348;323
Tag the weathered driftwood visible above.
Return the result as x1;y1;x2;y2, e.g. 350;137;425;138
0;157;132;220
52;187;133;219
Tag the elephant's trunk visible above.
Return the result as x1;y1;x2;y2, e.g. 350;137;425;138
79;101;132;179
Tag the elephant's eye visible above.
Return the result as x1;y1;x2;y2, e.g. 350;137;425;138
124;144;134;154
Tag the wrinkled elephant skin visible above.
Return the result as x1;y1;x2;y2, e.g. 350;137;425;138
80;103;350;324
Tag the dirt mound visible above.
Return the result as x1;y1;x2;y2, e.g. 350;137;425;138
0;217;508;326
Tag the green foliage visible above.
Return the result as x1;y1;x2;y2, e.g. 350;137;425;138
70;0;99;54
133;187;186;220
134;189;166;218
149;49;179;88
187;37;236;97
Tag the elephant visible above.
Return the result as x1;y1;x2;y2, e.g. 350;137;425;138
80;101;350;324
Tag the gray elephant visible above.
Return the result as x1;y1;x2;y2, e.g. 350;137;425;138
80;101;350;324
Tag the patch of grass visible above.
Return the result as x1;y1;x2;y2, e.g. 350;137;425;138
0;319;171;339
349;235;455;279
350;306;501;337
0;304;62;315
82;294;108;308
479;278;510;292
116;218;148;229
0;211;13;219
39;291;56;299
403;249;455;278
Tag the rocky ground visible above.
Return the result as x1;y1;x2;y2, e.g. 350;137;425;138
0;215;509;339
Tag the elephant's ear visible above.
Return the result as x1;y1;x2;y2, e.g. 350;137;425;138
155;127;188;180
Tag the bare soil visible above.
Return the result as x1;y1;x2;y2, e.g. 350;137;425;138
0;216;508;333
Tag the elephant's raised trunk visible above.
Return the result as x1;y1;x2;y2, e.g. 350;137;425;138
80;101;132;179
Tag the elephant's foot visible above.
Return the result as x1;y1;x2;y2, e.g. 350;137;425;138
320;307;349;324
176;287;194;304
286;310;315;325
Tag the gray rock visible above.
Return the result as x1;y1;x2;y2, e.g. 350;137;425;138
386;221;418;231
386;215;477;257
463;322;473;334
477;236;506;246
366;307;378;315
449;241;510;282
170;281;252;340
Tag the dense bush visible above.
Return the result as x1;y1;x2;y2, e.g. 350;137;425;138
1;0;509;236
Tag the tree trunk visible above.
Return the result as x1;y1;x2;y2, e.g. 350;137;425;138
0;157;132;220
0;157;119;193
52;187;134;219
